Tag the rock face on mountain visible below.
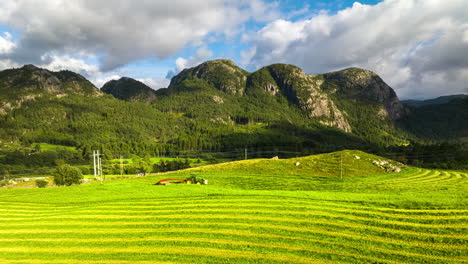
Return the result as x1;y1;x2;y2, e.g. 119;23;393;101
247;64;352;132
101;77;157;103
0;64;101;115
323;68;408;120
168;60;408;132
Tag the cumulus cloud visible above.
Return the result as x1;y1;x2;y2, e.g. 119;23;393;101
92;75;122;89
166;46;214;78
0;59;18;70
0;0;278;71
93;75;169;90
33;55;123;89
39;54;101;77
0;32;15;54
243;0;468;99
137;78;171;90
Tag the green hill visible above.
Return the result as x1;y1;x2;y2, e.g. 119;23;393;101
402;94;468;108
190;150;398;176
0;64;100;115
398;97;468;140
101;77;157;103
173;150;404;191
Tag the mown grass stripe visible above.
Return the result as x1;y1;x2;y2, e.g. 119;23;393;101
3;197;467;216
59;203;468;221
2;209;466;231
439;173;466;184
0;259;186;264
3;210;465;230
0;246;346;264
2;224;465;252
0;226;465;251
2;201;467;217
98;198;468;214
431;172;465;184
416;172;454;183
394;171;442;184
1;239;465;264
384;170;433;183
1;219;466;242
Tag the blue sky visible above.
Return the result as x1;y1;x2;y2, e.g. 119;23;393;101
124;0;384;79
0;0;467;99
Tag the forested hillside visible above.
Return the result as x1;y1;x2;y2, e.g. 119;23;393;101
0;61;467;176
398;97;468;140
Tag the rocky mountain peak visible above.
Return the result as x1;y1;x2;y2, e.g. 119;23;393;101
0;64;100;96
21;64;39;70
0;65;101;115
323;67;409;120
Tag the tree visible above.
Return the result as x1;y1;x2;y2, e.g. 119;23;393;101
53;163;83;186
35;179;48;188
1;168;10;181
132;156;152;175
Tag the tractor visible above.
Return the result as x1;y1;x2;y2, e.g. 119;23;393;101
156;173;208;185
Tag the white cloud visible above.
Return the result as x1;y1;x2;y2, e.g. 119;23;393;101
244;0;468;99
0;52;170;89
166;46;214;78
0;59;18;70
93;75;122;89
0;0;278;71
137;78;170;90
39;54;101;77
33;54;124;88
0;32;15;54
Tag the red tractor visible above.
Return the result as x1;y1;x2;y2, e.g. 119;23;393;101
156;173;208;185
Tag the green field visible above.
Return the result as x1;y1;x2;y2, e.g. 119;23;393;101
30;143;77;152
108;157;207;165
0;151;466;263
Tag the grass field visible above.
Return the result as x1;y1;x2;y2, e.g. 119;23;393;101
0;150;466;263
30;143;77;152
108;157;208;165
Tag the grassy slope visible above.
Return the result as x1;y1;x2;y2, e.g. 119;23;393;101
0;150;466;264
31;143;77;152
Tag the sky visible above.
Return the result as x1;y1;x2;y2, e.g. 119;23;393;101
0;0;467;100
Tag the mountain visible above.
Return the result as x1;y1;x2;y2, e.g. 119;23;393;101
169;59;248;95
0;62;466;175
322;67;408;120
398;97;468;140
402;94;468;108
101;77;157;103
0;61;410;156
164;60;411;145
0;64;101;115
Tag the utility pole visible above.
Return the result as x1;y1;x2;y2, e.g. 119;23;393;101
120;155;124;176
245;148;247;160
93;150;97;179
340;153;343;179
92;150;104;183
98;150;103;183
